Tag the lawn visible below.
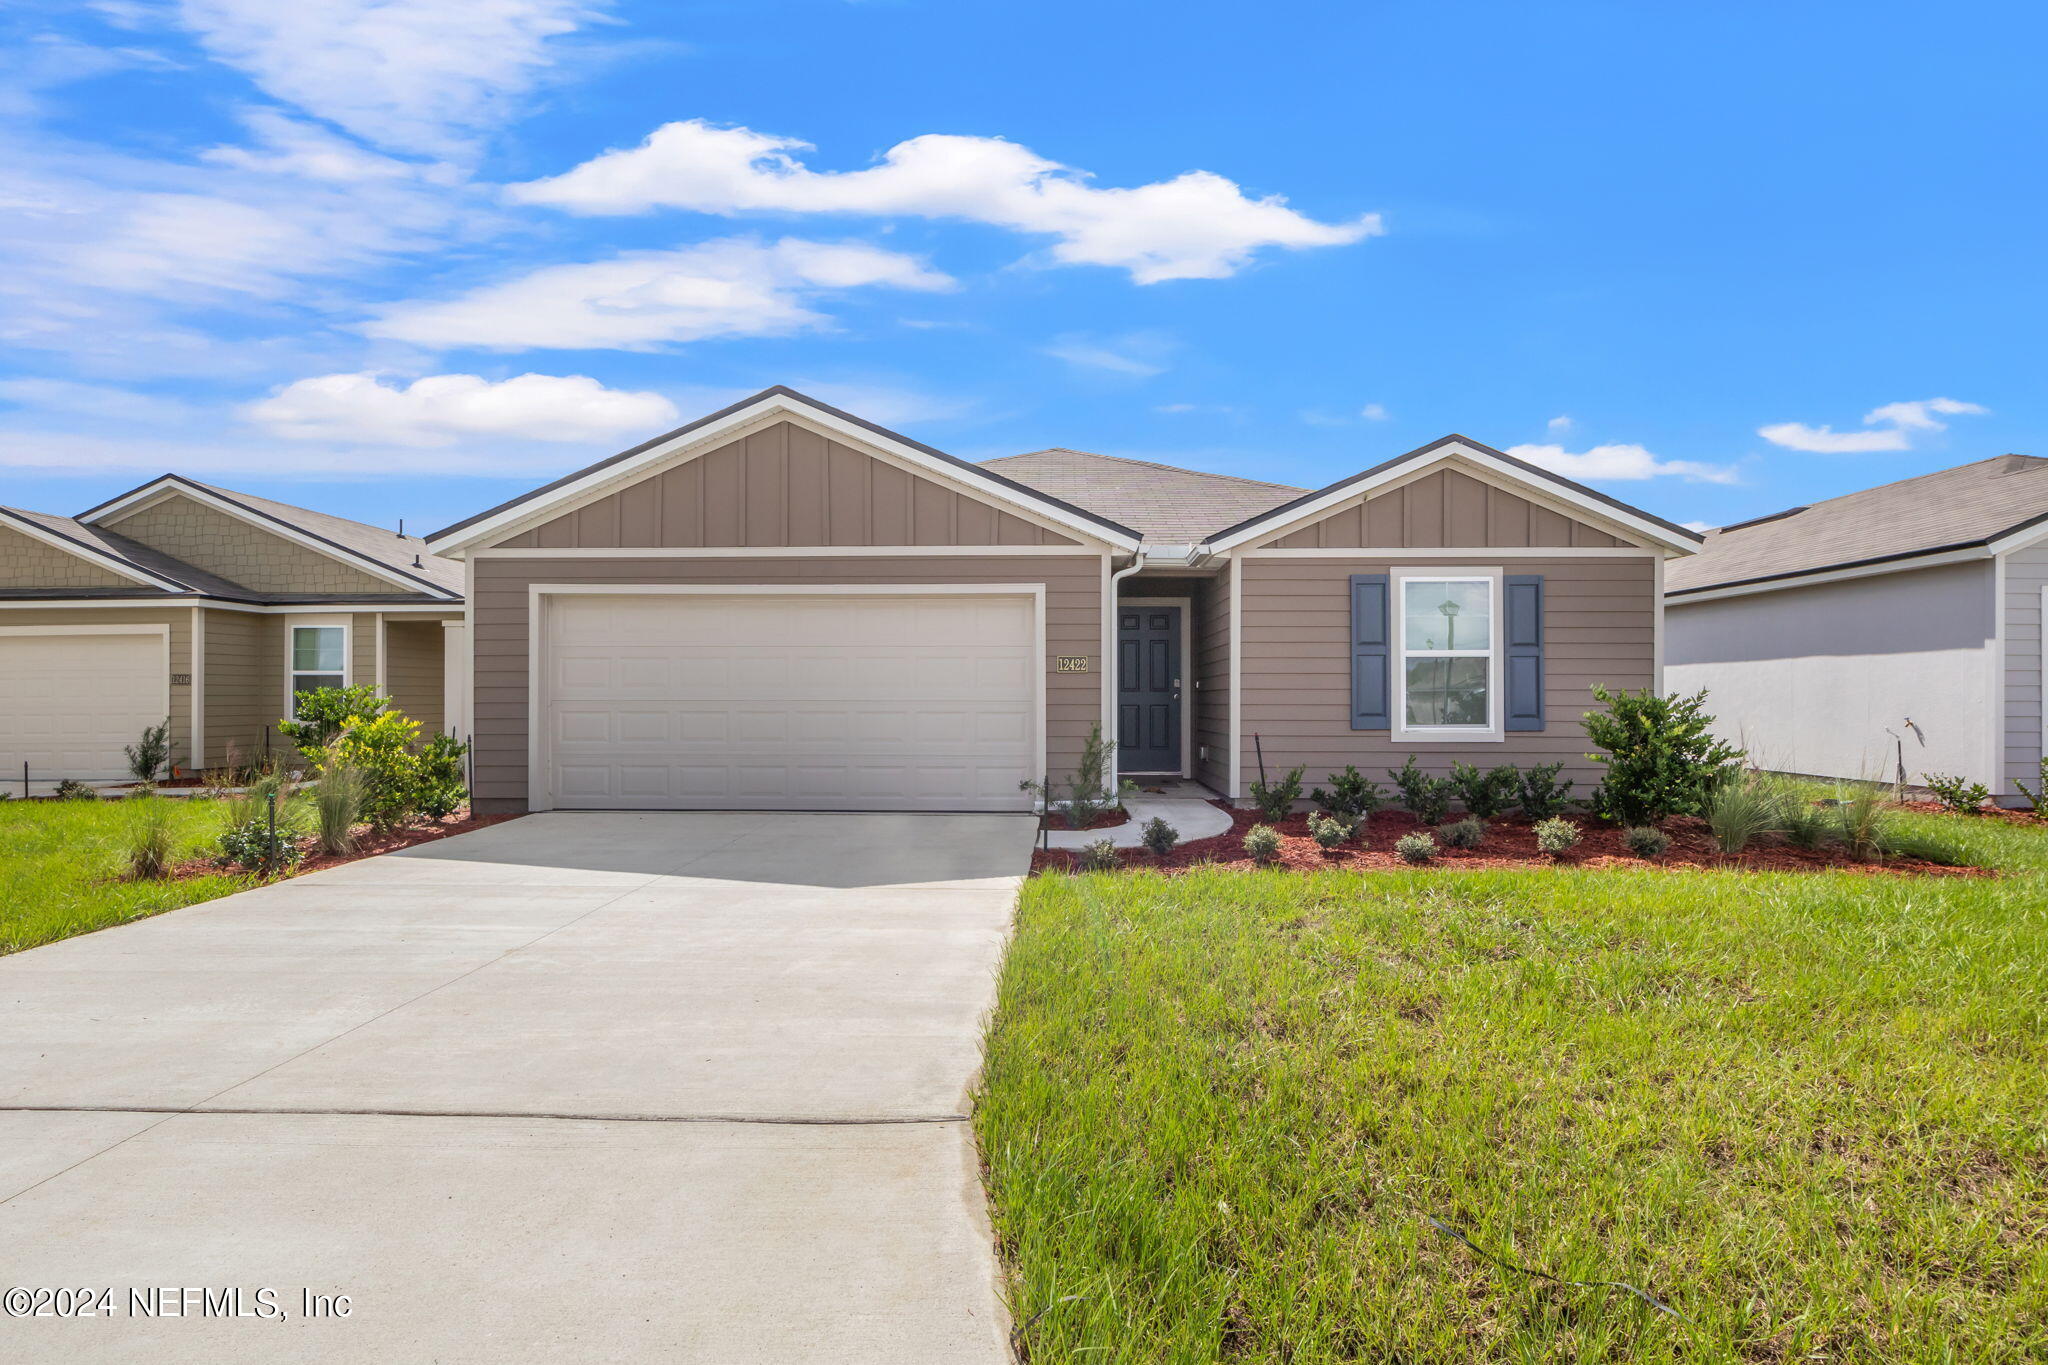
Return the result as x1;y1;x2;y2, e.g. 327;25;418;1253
976;807;2048;1362
0;796;259;955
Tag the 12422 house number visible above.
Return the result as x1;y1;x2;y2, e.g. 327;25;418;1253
1054;656;1091;673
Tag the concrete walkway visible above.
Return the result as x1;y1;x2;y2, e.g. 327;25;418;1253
0;812;1033;1363
1042;795;1234;849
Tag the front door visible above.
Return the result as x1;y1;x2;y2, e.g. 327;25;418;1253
1117;603;1182;773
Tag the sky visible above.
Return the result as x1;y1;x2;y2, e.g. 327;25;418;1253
1;1;2041;538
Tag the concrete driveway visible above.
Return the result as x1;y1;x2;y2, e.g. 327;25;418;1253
0;811;1034;1363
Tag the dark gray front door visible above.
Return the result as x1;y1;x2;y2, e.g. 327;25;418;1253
1117;604;1182;773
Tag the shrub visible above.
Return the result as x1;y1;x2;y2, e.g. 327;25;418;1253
1306;812;1356;850
2014;757;2048;816
125;796;176;879
1139;816;1180;857
1076;838;1120;872
1243;823;1282;864
1584;685;1744;825
124;717;171;783
414;731;470;820
1533;816;1581;856
1516;761;1576;820
1248;764;1305;822
1311;765;1386;818
216;814;303;875
1439;816;1486;849
1923;772;1990;815
1449;762;1519;819
1704;773;1782;854
328;712;424;831
278;685;389;763
1621;824;1669;858
53;778;98;801
1021;724;1134;829
1394;831;1437;865
1388;756;1453;825
312;763;365;856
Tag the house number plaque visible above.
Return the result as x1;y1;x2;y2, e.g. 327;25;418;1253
1054;655;1091;673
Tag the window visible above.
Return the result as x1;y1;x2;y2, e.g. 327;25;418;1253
1398;576;1495;732
289;624;345;716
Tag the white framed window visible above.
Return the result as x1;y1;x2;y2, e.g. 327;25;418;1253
285;617;349;718
1393;569;1502;741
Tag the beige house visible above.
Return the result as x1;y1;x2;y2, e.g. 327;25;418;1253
426;387;1701;814
0;476;464;789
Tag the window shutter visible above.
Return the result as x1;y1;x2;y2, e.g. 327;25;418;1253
1505;574;1544;731
1349;574;1390;730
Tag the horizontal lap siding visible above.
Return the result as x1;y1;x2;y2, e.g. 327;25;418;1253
201;609;280;769
471;555;1104;811
383;618;451;734
0;606;192;772
2003;544;2048;794
1237;556;1655;789
1195;564;1231;792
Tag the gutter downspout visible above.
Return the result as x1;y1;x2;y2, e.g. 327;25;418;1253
1102;548;1147;771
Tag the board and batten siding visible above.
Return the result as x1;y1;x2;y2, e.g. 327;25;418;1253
1234;555;1655;790
200;608;281;769
469;555;1104;812
497;420;1081;550
0;606;194;773
2002;542;2048;795
1265;469;1627;550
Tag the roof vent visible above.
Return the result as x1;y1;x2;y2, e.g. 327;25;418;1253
412;555;423;569
396;518;405;537
1718;504;1809;533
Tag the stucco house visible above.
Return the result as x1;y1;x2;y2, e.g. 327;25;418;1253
1665;454;2048;802
425;386;1702;814
0;476;464;789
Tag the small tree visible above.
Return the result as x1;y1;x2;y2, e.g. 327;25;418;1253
125;718;171;783
1582;685;1743;825
279;685;389;764
1020;724;1133;828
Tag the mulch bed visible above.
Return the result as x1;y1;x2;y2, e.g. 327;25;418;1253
153;808;524;884
1038;805;1131;833
1030;802;1991;878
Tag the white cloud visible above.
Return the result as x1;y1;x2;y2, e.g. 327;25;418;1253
242;371;678;446
1681;519;1715;533
1758;396;1988;453
1360;403;1389;421
1042;332;1171;377
508;119;1381;283
0;378;195;424
1546;414;1572;436
1506;442;1740;485
365;237;953;350
173;0;603;157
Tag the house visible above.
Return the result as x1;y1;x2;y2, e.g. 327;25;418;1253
0;476;465;789
1665;454;2048;802
426;386;1701;814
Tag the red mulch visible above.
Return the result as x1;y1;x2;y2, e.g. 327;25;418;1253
1029;802;1990;878
1894;800;2044;825
155;808;524;883
1037;805;1132;833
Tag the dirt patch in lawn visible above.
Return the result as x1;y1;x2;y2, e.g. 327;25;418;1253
153;808;524;884
1030;803;1989;877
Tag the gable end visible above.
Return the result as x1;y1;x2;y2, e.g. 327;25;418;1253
1260;467;1628;550
100;494;399;595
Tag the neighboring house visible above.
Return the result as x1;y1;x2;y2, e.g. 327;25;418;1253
0;476;465;788
1666;454;2048;802
426;386;1701;814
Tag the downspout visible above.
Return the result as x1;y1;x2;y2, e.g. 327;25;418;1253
1102;548;1147;770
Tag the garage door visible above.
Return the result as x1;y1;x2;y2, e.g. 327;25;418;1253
0;630;167;787
542;592;1038;810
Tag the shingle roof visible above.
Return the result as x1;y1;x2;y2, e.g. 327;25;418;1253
189;480;464;596
1666;454;2048;596
978;449;1305;542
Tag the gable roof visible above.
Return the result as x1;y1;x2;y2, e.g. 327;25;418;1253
0;505;200;594
427;385;1143;554
979;449;1304;543
1666;454;2048;598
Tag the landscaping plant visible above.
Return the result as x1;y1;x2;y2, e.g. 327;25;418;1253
1439;816;1485;849
124;718;171;784
1515;760;1575;820
1247;764;1304;822
327;711;424;831
1834;781;1890;860
1305;812;1355;850
1310;765;1385;818
278;684;389;764
1773;780;1837;850
1583;684;1743;824
1243;823;1282;864
1533;815;1580;857
1388;755;1453;825
1020;724;1134;829
1139;816;1179;857
1704;772;1782;854
413;731;471;820
2013;756;2048;816
312;762;365;856
217;815;303;876
1393;830;1437;864
124;795;176;879
53;778;98;801
1621;824;1670;858
1449;761;1518;819
1076;839;1119;872
1923;772;1991;815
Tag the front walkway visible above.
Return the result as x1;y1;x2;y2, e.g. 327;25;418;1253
0;812;1032;1362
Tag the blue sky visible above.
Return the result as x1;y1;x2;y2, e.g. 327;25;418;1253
1;1;2040;537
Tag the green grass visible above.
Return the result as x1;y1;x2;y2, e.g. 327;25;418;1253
977;811;2048;1362
0;796;261;954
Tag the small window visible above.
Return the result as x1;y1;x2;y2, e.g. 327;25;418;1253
1399;577;1493;729
289;625;345;715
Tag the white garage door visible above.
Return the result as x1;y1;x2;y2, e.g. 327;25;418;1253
542;592;1038;811
0;630;167;787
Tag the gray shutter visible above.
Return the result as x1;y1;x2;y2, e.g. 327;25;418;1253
1505;573;1544;731
1350;574;1390;730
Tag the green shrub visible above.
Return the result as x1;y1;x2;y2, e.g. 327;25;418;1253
1306;812;1356;850
327;711;423;832
1243;823;1282;864
216;814;303;875
1393;831;1437;865
414;731;470;820
1704;773;1782;853
1516;761;1576;820
1583;684;1743;824
124;796;177;879
1621;824;1669;858
124;717;171;783
1923;772;1990;815
278;685;389;763
1076;838;1120;871
1139;816;1179;857
1021;724;1134;829
1439;816;1486;849
1388;756;1453;825
1533;816;1581;856
53;778;98;801
312;763;364;856
1310;765;1385;818
1248;765;1304;822
1449;762;1519;818
2014;757;2048;816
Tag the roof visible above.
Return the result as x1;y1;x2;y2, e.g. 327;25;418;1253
1666;454;2048;597
978;449;1305;542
